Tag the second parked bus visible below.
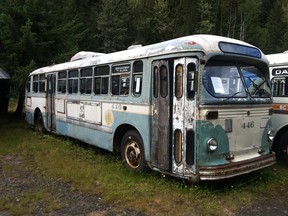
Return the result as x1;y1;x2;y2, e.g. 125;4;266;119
267;51;288;163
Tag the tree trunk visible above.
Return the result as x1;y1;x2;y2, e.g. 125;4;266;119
14;92;25;118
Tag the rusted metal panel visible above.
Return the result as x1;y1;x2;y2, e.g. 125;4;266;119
171;58;198;177
152;91;170;170
199;153;276;180
151;60;170;170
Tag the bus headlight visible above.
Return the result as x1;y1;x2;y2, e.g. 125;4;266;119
207;138;218;152
267;130;274;142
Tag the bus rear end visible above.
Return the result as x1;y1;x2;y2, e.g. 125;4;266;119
198;43;275;180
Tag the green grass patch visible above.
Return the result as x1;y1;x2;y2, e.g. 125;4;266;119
1;113;288;216
0;189;62;216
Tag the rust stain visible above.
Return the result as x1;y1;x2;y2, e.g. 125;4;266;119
105;110;114;126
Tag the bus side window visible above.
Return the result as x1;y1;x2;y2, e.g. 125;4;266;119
153;66;159;98
33;75;39;93
26;76;31;92
94;77;101;94
94;65;110;95
102;77;109;94
120;75;130;95
160;65;168;98
187;63;196;99
80;68;92;95
132;61;143;97
112;63;130;96
39;74;46;93
112;76;120;95
68;70;79;94
175;64;183;98
58;71;67;94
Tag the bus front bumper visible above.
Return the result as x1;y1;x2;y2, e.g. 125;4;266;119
199;153;276;180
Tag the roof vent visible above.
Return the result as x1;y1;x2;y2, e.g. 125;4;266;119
70;51;106;61
127;44;142;50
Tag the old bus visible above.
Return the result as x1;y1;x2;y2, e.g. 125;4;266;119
25;35;275;182
267;51;288;163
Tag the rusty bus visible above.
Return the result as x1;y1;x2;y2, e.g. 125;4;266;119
267;51;288;163
24;35;276;182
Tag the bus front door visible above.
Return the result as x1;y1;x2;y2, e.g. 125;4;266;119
47;74;56;132
152;60;171;171
152;58;197;176
171;58;197;177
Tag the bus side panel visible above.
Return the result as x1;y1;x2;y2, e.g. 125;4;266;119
25;96;47;127
111;110;151;160
271;97;288;136
198;120;230;166
57;100;151;156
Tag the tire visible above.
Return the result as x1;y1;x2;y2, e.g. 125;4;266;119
35;112;45;134
277;132;288;164
121;130;146;172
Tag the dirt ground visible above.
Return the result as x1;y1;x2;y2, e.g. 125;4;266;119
1;154;288;216
0;154;144;216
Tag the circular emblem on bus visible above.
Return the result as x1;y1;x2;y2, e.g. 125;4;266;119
105;110;114;126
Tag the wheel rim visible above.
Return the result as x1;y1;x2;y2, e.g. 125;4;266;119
124;140;141;169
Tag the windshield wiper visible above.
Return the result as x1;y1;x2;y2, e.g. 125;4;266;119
247;77;271;99
248;77;262;92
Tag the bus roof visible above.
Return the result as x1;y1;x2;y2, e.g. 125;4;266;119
266;51;288;66
30;34;263;75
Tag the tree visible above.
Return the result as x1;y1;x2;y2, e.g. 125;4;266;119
239;0;266;47
0;0;89;116
265;0;287;53
166;0;196;37
128;0;174;45
95;0;130;53
196;0;215;34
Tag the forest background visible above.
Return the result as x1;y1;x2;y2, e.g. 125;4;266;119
0;0;288;114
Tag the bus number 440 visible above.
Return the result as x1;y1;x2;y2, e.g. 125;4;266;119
241;121;254;129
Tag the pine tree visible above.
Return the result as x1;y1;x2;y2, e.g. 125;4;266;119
265;0;287;53
95;0;129;52
196;0;215;34
239;0;265;46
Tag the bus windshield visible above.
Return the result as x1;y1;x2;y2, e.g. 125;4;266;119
203;61;271;99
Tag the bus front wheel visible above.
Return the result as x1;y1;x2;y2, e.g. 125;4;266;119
121;130;146;172
35;112;45;134
277;132;288;163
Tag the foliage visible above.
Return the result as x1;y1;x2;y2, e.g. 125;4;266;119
0;0;288;114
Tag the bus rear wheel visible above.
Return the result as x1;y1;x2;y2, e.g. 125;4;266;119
35;112;45;134
121;130;146;172
277;132;288;164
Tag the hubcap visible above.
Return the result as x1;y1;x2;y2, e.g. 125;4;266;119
125;141;141;169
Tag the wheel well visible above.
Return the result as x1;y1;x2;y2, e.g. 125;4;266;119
272;125;288;153
33;108;41;125
113;124;139;153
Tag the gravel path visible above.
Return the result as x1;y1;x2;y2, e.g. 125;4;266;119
0;154;144;216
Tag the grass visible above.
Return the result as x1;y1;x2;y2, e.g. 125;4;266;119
0;110;288;215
